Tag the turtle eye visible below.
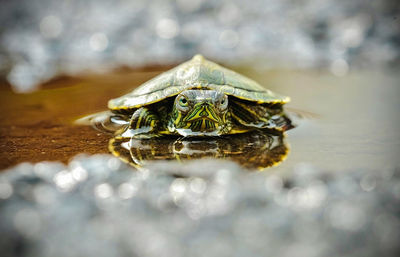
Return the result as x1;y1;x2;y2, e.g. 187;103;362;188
178;96;189;107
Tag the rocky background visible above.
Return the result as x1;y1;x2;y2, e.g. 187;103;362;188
0;0;399;92
1;155;399;257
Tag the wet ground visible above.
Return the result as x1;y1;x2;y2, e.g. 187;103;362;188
0;67;170;169
0;67;399;171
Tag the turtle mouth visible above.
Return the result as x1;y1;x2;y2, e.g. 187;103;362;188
190;117;220;123
184;119;220;132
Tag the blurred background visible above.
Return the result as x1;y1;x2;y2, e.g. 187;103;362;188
1;1;400;257
0;0;399;92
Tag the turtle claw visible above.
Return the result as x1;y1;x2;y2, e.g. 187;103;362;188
76;111;129;134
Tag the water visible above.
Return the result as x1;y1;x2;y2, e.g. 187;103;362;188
1;67;399;172
110;132;288;170
1;67;400;257
272;69;400;172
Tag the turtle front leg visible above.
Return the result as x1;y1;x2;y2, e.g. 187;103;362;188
76;111;130;134
117;107;161;139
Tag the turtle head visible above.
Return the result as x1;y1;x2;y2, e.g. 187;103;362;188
169;90;231;136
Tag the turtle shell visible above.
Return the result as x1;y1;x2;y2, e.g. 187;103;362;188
108;55;290;110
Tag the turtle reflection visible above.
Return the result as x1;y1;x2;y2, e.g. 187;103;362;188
109;131;288;170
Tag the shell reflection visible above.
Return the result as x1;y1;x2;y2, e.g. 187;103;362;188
109;131;289;170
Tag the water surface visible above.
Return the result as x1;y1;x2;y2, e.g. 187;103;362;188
0;67;399;171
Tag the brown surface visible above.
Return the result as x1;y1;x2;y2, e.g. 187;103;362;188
1;67;399;172
0;67;170;169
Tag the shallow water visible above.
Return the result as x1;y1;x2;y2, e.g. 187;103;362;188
0;67;399;171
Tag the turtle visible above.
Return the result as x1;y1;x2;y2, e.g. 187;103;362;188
88;54;293;138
